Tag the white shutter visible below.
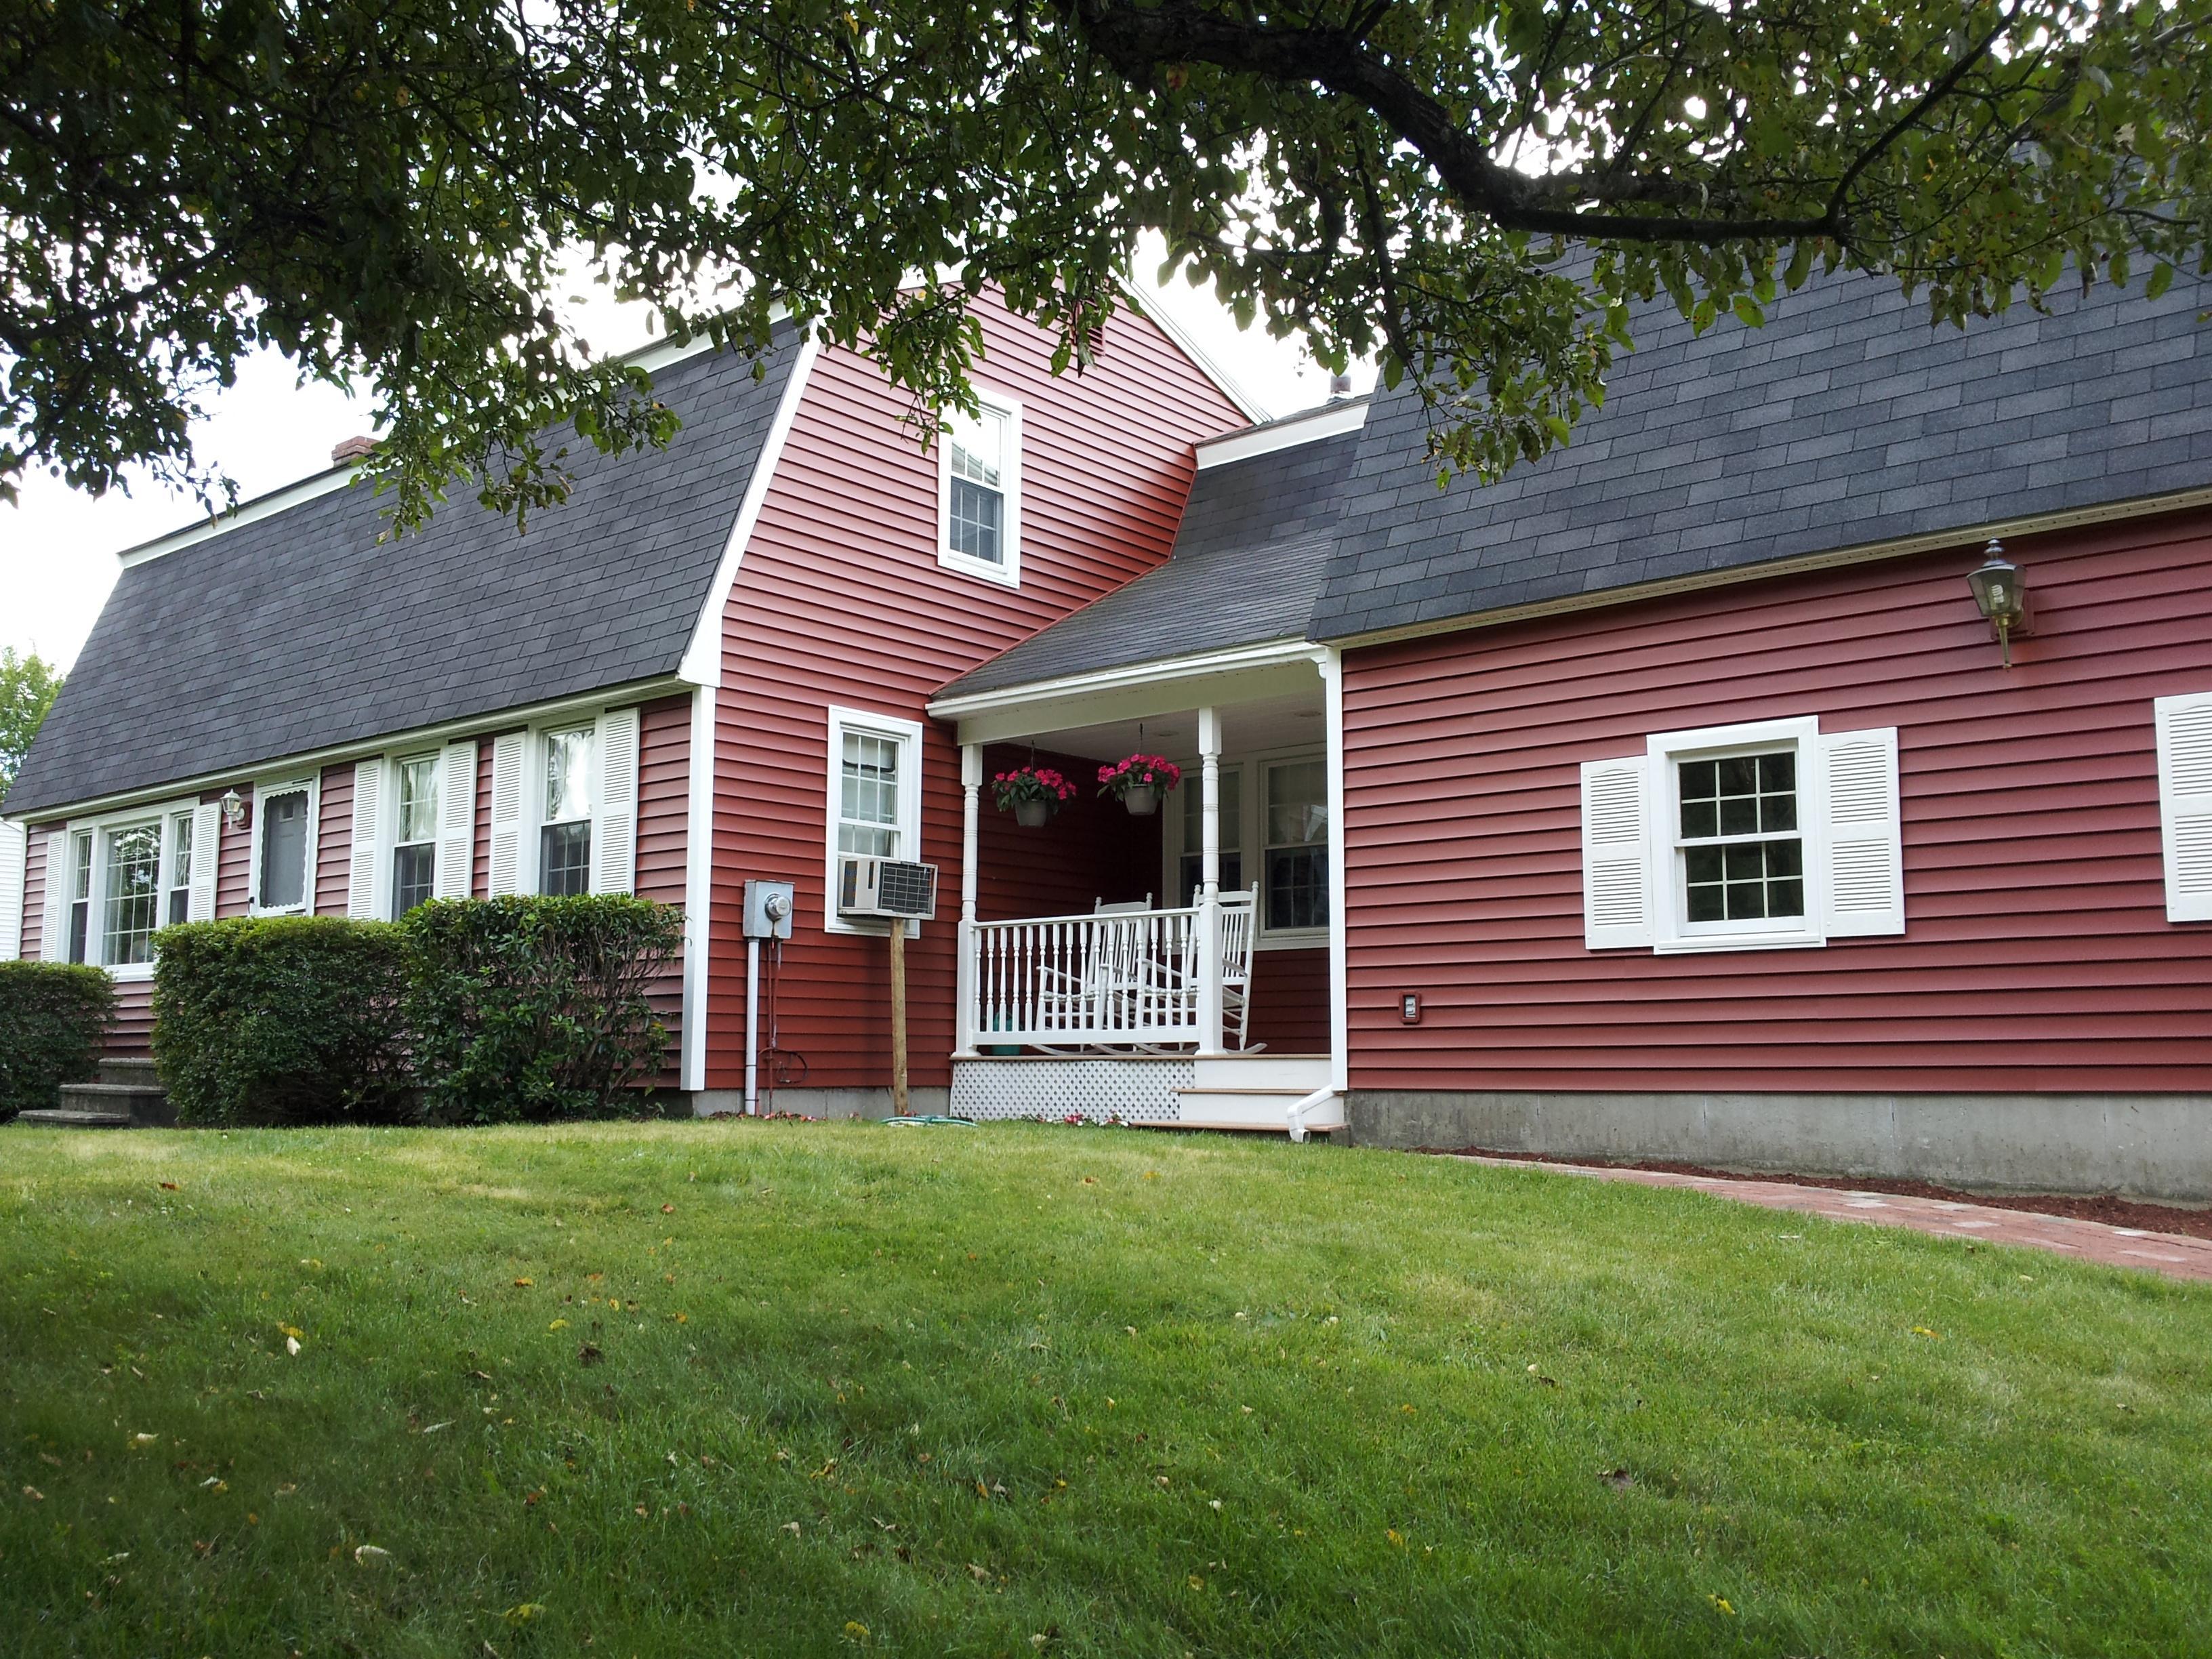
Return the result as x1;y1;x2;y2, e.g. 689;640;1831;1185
346;760;383;920
488;732;527;896
593;707;640;896
2155;691;2212;923
1581;755;1654;949
1821;726;1905;937
0;821;24;960
435;739;477;899
187;803;220;922
39;830;67;960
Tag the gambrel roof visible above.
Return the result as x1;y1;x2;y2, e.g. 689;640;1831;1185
7;327;804;817
1309;268;2212;641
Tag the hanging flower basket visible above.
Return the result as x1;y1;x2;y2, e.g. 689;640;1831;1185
1098;754;1181;817
993;765;1078;827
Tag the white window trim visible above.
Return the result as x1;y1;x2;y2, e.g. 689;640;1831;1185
936;385;1023;589
58;796;205;979
824;705;925;937
1647;716;1828;955
247;774;321;918
1161;743;1332;949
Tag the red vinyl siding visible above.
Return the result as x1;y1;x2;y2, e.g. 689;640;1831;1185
704;302;1244;1091
1248;947;1329;1054
314;763;351;916
1341;511;2212;1097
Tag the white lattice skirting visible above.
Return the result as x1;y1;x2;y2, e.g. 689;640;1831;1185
950;1057;1193;1124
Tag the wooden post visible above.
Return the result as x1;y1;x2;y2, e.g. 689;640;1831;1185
888;918;911;1115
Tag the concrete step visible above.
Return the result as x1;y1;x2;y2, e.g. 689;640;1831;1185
1173;1086;1345;1132
1189;1053;1331;1091
97;1056;161;1088
17;1107;134;1129
57;1081;174;1128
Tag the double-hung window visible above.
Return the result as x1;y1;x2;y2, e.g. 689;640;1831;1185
392;755;440;916
539;726;594;897
824;706;923;932
1580;716;1904;953
252;781;318;914
1176;766;1244;907
164;811;195;926
64;830;92;964
1263;758;1330;933
937;390;1022;586
101;823;162;966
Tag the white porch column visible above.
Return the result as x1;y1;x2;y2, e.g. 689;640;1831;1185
1196;706;1225;1057
955;742;983;1060
1320;650;1349;1094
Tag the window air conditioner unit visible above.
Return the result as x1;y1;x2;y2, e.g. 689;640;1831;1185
838;855;938;922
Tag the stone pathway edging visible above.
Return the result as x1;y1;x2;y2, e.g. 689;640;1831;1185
1450;1155;2212;1284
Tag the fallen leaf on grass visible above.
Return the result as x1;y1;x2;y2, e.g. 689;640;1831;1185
21;1487;43;1502
661;1204;676;1214
285;1337;302;1357
966;1562;991;1582
354;1544;391;1565
514;1279;534;1288
1708;1595;1736;1616
577;1344;603;1366
783;1521;802;1536
131;1434;158;1447
1601;1469;1635;1489
505;1603;546;1624
159;1182;179;1191
1912;1327;1942;1340
419;1422;454;1435
548;1319;570;1331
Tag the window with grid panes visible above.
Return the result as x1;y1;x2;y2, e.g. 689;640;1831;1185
540;727;593;896
1263;758;1329;931
392;755;440;916
1675;751;1804;924
838;731;901;859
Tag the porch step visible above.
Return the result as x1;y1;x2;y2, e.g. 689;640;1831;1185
98;1056;161;1088
17;1107;134;1130
1172;1085;1345;1134
1191;1052;1330;1091
56;1080;176;1128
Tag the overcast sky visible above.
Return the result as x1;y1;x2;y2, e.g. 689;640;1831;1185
0;264;1360;670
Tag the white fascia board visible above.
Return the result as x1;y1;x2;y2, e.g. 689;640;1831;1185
676;335;822;687
929;638;1326;722
1324;485;2212;653
1195;397;1369;470
15;675;689;827
929;640;1328;747
116;466;363;570
1111;274;1271;425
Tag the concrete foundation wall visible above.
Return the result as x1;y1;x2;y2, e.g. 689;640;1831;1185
683;1086;949;1121
1346;1090;2212;1202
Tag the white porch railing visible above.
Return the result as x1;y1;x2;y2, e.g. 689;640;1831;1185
968;903;1219;1050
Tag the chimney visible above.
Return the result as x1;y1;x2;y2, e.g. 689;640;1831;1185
330;435;377;466
1327;372;1355;401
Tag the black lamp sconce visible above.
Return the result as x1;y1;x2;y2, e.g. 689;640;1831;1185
1967;539;2032;667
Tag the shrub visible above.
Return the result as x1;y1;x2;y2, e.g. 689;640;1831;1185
0;962;115;1119
152;918;414;1126
403;895;682;1124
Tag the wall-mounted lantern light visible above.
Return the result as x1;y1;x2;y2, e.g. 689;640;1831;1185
1967;539;2032;668
220;787;248;830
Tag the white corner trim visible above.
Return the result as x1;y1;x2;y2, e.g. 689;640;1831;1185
681;683;718;1091
928;638;1329;722
1113;274;1271;424
676;335;823;686
117;467;364;571
1195;398;1370;470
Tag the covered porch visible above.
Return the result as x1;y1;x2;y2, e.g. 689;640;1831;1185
930;642;1347;1136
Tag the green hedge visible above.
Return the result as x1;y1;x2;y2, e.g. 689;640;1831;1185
402;895;682;1124
0;962;115;1119
152;917;415;1126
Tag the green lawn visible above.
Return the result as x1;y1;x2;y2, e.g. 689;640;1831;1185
2;1122;2207;1657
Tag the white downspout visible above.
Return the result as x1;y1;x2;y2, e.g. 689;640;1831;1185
743;937;762;1116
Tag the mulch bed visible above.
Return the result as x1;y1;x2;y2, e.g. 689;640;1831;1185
1424;1145;2212;1243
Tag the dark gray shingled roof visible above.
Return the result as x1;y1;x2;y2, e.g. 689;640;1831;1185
7;329;801;816
939;420;1361;697
1309;268;2212;640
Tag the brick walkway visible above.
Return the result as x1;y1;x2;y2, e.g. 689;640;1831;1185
1453;1155;2212;1284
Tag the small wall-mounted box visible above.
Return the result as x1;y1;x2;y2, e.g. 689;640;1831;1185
1399;992;1422;1025
743;878;796;941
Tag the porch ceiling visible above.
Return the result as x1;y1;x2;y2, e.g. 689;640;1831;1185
990;689;1324;763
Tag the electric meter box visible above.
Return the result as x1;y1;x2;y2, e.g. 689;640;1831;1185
743;879;796;941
